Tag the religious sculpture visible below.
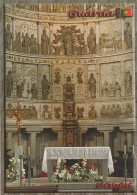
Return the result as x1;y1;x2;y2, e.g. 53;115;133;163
5;24;13;50
63;75;75;101
54;107;61;119
5;71;13;97
30;34;36;53
125;70;132;96
114;82;121;97
124;22;132;49
17;79;26;98
15;31;21;52
6;103;14;118
77;72;83;84
42;74;50;100
31;83;37;99
87;27;96;54
54;72;61;84
41;28;49;54
106;105;111;118
77;107;84;118
88;105;96;119
52;26;84;55
100;105;107;118
22;32;30;52
124;103;132;117
88;73;96;98
42;105;52;119
101;81;109;97
101;104;122;118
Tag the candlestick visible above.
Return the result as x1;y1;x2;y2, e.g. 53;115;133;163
20;146;22;155
124;145;126;155
28;147;30;156
132;145;134;154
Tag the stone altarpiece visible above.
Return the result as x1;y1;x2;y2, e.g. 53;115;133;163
5;3;135;177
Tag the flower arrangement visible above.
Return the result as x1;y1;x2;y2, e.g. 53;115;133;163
52;158;103;183
8;157;26;182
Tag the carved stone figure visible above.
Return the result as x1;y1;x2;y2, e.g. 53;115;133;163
77;107;84;118
125;70;132;96
31;106;38;119
54;72;61;84
125;103;132;117
30;34;36;53
41;28;49;54
63;75;75;101
17;79;26;98
6;103;14;118
5;71;13;97
87;27;96;54
124;22;132;49
54;107;61;119
114;82;121;97
42;74;50;100
101;81;109;97
88;73;96;98
22;32;30;52
42;105;52;119
15;32;21;52
5;24;13;50
88;105;96;119
31;83;37;99
52;26;84;55
77;72;83;83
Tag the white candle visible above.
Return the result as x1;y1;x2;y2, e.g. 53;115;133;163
132;145;135;154
20;146;22;155
28;147;30;156
124;145;126;155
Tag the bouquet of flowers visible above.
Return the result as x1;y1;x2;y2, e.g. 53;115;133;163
52;158;103;183
8;157;26;182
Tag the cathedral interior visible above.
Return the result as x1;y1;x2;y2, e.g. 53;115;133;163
5;3;135;178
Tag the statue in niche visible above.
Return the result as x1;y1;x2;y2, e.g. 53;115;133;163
15;32;21;52
125;70;132;96
100;105;107;118
101;81;109;97
31;83;37;99
115;104;121;117
63;75;75;101
77;72;83;84
124;22;132;49
42;74;50;100
114;82;121;97
30;34;36;53
31;106;38;119
5;71;13;97
87;27;96;54
41;28;49;55
52;26;84;55
5;24;13;50
54;72;61;84
54;107;61;119
42;105;52;119
6;103;14;118
17;79;26;98
22;32;30;52
124;103;132;117
88;105;96;119
88;73;96;99
77;107;84;119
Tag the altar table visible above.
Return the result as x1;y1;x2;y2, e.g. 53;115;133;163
42;147;114;181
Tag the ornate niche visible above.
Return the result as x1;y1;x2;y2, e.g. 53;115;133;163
51;26;84;55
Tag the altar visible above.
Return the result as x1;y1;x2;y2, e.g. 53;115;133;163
42;147;114;182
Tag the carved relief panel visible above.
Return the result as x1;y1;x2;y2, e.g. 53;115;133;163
88;65;96;99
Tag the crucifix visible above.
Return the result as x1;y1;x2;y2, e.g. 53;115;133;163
6;102;30;146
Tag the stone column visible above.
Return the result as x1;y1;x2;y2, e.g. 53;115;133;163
37;64;42;100
11;17;14;51
83;23;88;54
132;6;135;52
103;131;110;146
13;62;17;97
127;132;133;152
95;21;100;53
7;132;13;154
30;132;38;177
57;131;63;146
96;63;100;98
121;18;125;50
84;64;88;100
49;23;53;54
84;3;86;11
121;60;125;97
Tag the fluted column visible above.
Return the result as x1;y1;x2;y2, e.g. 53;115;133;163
95;21;100;53
37;22;41;54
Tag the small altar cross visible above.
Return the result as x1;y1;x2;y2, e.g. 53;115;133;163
6;102;30;146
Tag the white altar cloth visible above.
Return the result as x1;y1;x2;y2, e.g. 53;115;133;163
42;147;114;174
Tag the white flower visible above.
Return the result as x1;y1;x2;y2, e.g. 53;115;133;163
67;173;71;180
75;170;80;175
